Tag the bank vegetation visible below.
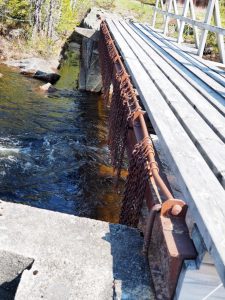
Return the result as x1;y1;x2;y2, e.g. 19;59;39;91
0;0;224;61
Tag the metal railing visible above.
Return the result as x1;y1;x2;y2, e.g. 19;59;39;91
151;0;225;64
98;19;197;298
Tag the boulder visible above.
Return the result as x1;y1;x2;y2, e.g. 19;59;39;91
6;58;60;83
5;57;60;83
6;57;59;75
77;8;120;93
8;29;25;40
39;83;57;92
0;73;3;78
77;8;103;93
204;46;214;55
79;37;102;92
68;42;80;51
34;70;60;84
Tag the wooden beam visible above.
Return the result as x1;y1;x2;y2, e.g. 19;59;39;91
198;0;216;58
163;0;180;35
177;0;199;48
154;8;225;35
152;0;160;28
213;0;225;64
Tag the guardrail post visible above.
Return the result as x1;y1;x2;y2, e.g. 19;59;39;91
153;0;225;64
213;0;225;64
198;0;225;64
163;0;180;35
152;0;165;28
177;0;199;48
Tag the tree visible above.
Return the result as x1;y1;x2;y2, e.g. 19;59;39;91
31;0;45;35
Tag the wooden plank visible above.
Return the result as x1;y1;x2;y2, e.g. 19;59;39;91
127;22;225;144
143;23;225;96
106;18;225;284
144;23;225;91
158;31;225;86
169;40;225;83
133;23;225;117
190;54;225;80
175;260;225;299
118;20;225;188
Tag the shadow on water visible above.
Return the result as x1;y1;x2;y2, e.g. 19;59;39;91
0;61;124;223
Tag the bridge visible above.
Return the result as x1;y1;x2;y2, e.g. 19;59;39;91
0;1;225;299
98;0;225;298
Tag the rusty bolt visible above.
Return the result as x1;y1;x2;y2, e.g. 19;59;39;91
171;204;182;216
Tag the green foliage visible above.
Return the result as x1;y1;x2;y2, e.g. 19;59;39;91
220;0;225;28
0;0;30;20
7;0;30;20
56;0;78;34
26;35;60;57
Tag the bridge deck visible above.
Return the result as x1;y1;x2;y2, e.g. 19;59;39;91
106;19;225;285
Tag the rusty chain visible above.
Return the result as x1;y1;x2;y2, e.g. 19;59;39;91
99;21;138;178
99;19;177;227
120;138;156;226
99;28;114;104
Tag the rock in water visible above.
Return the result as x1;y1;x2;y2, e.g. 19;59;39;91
39;83;57;92
5;58;60;84
34;71;60;84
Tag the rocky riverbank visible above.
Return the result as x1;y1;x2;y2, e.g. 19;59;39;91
0;7;120;92
54;7;121;93
0;37;62;86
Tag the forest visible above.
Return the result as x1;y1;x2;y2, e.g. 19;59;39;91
0;0;156;58
0;0;95;38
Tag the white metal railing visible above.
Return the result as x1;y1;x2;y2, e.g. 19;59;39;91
151;0;225;64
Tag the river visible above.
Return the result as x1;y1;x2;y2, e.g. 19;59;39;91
0;54;122;223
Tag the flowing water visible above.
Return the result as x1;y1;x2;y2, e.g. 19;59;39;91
0;55;122;223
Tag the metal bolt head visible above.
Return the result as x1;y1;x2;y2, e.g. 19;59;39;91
171;204;182;216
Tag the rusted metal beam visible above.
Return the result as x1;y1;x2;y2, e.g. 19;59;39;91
149;200;197;299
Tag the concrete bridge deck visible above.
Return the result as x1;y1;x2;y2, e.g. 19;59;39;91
0;201;153;300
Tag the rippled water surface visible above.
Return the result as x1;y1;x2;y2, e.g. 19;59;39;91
0;61;122;222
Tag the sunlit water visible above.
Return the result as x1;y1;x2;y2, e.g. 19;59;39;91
0;56;122;222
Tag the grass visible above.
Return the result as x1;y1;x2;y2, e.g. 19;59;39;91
113;0;154;23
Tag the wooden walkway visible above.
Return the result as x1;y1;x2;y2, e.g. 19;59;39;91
106;19;225;288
